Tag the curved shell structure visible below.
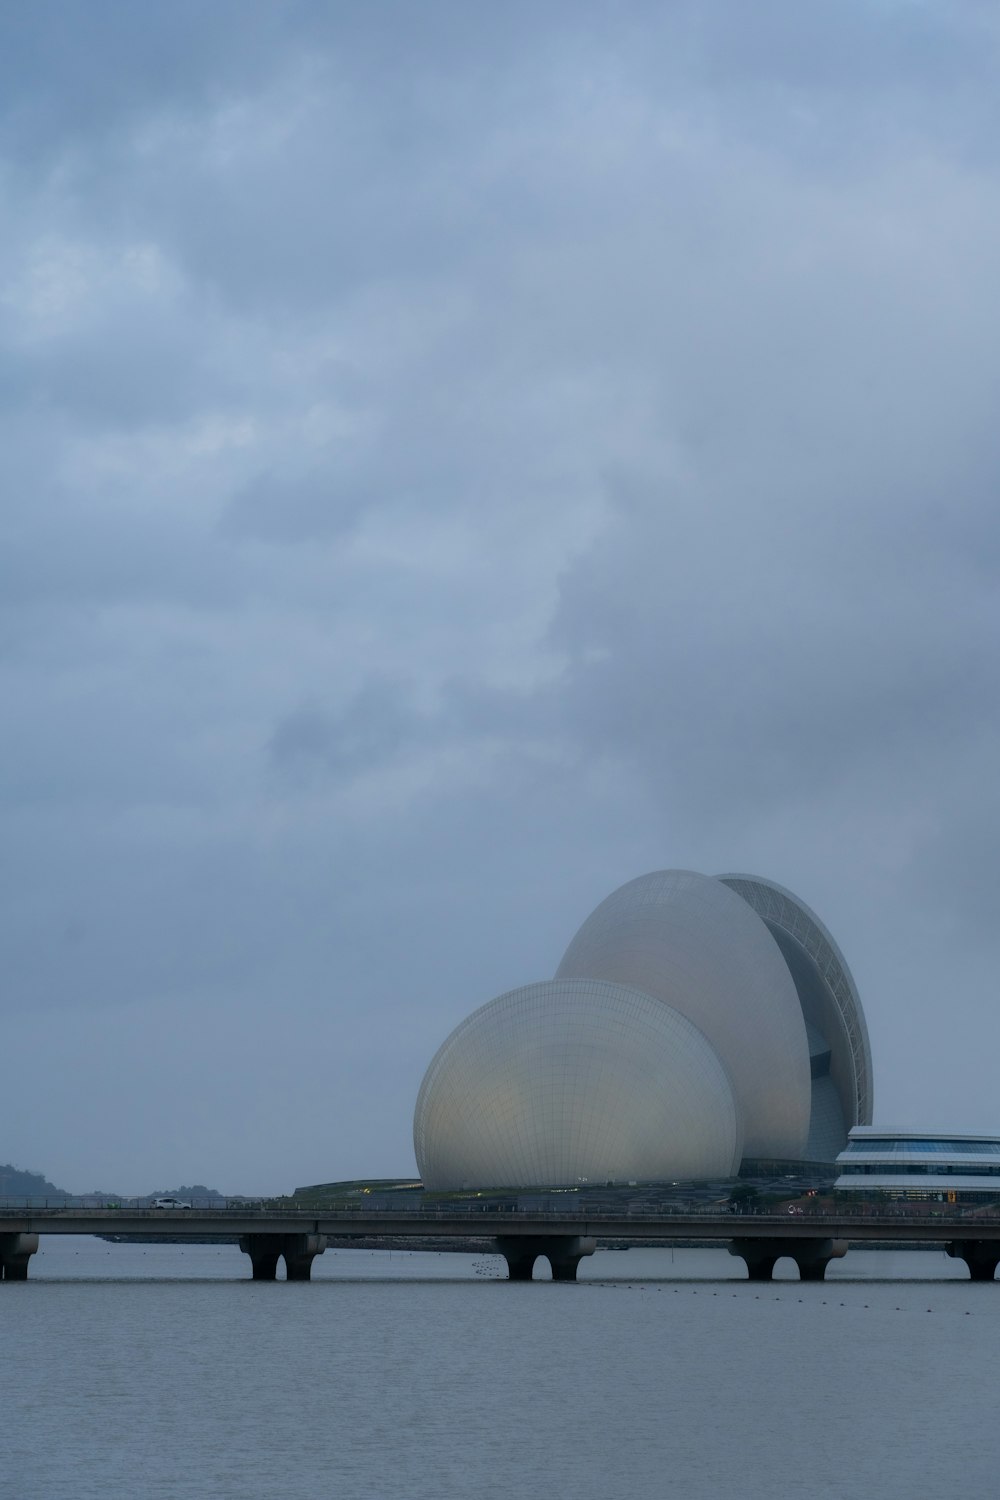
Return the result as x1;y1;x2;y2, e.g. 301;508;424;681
555;870;812;1160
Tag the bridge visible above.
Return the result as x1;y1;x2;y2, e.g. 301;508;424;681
4;1203;1000;1282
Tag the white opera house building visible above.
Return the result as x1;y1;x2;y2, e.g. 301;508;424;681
414;870;874;1191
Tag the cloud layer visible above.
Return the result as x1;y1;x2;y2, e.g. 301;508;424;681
3;2;999;1192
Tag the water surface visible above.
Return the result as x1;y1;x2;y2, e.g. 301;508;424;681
3;1240;996;1498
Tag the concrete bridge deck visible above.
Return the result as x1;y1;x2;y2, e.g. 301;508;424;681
3;1205;1000;1281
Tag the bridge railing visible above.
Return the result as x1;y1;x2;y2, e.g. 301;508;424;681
4;1198;1000;1226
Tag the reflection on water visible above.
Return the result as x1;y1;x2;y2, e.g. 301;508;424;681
5;1240;999;1499
27;1237;975;1283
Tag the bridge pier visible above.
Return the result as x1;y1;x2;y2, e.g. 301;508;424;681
731;1244;777;1281
0;1233;38;1281
947;1241;1000;1281
240;1234;283;1280
794;1239;847;1281
729;1238;847;1283
495;1236;596;1283
497;1242;536;1281
239;1233;327;1281
282;1234;327;1282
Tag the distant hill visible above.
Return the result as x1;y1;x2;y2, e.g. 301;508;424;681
0;1164;68;1199
0;1165;228;1203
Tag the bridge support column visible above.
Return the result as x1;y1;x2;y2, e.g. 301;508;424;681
282;1234;327;1282
794;1239;847;1282
729;1238;847;1283
239;1234;284;1281
548;1237;597;1282
495;1236;596;1283
497;1242;536;1281
729;1242;777;1281
0;1233;38;1281
239;1234;327;1280
947;1241;1000;1281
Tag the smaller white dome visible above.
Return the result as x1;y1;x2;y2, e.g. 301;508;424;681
414;978;743;1191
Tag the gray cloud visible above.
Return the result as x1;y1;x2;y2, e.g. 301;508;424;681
2;2;999;1193
223;470;366;543
270;683;420;775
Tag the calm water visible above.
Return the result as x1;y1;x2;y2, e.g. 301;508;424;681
3;1239;998;1498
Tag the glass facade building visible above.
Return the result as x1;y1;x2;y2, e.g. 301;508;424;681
835;1128;1000;1200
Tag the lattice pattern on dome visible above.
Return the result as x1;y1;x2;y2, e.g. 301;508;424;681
414;978;743;1191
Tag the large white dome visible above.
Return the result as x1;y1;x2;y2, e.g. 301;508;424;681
555;870;812;1159
414;978;743;1190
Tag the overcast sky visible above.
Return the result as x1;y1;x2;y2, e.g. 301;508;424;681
3;1;999;1194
